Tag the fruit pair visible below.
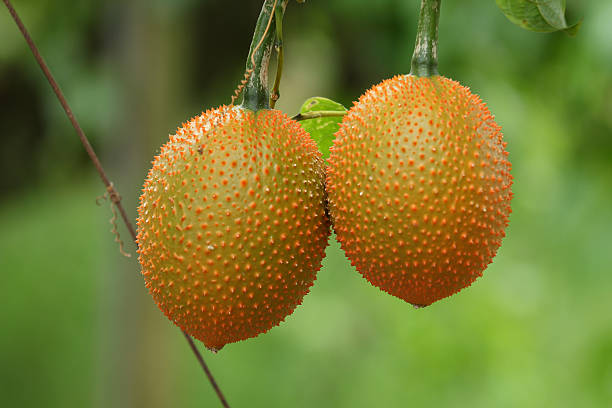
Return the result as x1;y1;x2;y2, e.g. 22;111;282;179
136;76;512;349
136;0;513;350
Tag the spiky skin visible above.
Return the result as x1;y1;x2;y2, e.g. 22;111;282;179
136;106;330;350
327;75;513;306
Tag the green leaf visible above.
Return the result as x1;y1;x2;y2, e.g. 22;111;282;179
496;0;581;36
297;97;347;160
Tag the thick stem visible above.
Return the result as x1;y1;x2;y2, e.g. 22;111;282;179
410;0;441;77
241;0;288;111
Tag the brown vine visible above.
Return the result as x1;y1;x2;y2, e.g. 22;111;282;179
1;1;230;407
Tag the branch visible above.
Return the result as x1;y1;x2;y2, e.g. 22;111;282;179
1;1;230;407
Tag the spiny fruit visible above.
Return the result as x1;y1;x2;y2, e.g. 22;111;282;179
136;106;330;350
327;74;513;307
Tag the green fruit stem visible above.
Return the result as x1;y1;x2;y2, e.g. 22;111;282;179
242;0;289;111
410;0;441;77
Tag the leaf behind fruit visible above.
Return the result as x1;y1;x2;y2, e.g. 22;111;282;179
297;97;347;160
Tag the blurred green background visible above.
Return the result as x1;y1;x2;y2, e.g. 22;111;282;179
1;0;611;407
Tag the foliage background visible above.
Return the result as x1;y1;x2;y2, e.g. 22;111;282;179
1;0;611;407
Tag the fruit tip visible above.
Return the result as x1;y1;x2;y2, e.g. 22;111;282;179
207;345;223;354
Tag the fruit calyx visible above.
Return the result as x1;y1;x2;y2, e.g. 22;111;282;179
410;0;441;78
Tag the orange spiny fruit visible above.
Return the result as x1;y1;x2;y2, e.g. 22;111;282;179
136;106;330;350
327;75;513;307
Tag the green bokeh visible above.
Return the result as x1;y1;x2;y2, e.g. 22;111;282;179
1;1;611;407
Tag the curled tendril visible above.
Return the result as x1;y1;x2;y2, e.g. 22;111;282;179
96;183;132;258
